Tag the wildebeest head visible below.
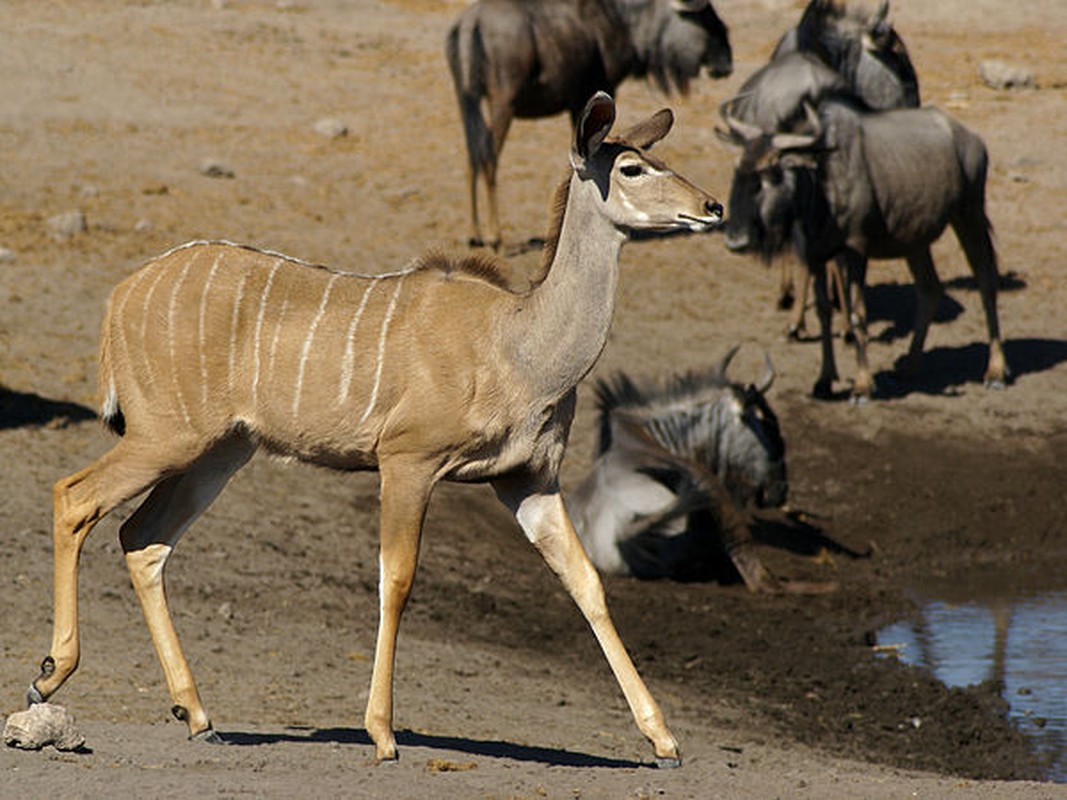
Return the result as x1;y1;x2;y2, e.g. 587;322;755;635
594;347;787;509
640;0;733;92
794;0;919;107
718;111;821;261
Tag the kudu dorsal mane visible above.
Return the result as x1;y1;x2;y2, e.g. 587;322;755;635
149;239;517;292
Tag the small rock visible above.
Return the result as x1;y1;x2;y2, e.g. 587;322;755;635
200;158;235;179
3;703;86;751
0;246;15;263
134;218;153;233
313;117;348;139
979;60;1035;91
218;601;235;621
46;210;88;239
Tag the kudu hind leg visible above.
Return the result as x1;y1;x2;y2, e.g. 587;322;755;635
495;481;680;766
32;439;195;705
119;436;255;740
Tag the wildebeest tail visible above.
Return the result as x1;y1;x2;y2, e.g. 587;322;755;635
97;310;125;436
446;16;494;172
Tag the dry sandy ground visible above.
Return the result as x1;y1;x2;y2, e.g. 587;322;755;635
1;0;1066;797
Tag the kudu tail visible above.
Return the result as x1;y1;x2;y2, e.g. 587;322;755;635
446;18;494;175
97;309;125;436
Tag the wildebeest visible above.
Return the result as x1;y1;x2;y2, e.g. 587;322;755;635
772;0;919;111
721;97;1009;401
567;348;789;591
721;0;920;326
446;0;732;249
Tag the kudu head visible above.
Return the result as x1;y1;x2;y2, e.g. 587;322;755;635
716;104;822;259
570;92;723;235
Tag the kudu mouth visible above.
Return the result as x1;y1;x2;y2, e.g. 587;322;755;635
679;200;724;231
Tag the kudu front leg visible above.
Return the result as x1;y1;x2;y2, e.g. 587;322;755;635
364;462;434;763
31;442;176;706
495;481;680;766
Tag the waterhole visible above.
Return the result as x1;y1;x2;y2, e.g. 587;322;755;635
876;582;1066;782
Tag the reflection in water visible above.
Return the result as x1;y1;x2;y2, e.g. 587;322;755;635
878;590;1067;782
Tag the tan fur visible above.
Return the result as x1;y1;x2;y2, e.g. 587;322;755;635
31;95;721;765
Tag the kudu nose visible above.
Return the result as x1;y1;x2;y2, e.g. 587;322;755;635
706;200;724;221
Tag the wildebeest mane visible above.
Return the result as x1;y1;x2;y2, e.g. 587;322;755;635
593;367;733;459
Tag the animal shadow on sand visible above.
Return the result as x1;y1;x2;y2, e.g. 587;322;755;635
0;386;95;430
750;509;871;562
217;727;644;768
865;271;1026;345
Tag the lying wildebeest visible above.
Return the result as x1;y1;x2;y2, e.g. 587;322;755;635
722;0;920;326
721;98;1010;401
447;0;732;249
567;348;791;592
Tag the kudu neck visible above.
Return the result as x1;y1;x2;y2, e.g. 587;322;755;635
510;172;627;398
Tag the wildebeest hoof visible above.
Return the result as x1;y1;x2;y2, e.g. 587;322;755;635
812;380;834;400
849;392;870;407
654;754;682;769
190;727;227;745
984;376;1008;390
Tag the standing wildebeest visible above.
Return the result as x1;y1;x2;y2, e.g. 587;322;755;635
772;0;919;110
23;93;724;766
721;97;1009;401
447;0;732;249
568;348;789;591
722;0;920;325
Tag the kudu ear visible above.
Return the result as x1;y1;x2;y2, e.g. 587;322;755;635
617;108;674;150
571;92;616;171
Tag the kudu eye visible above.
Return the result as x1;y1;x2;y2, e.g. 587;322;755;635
619;163;644;178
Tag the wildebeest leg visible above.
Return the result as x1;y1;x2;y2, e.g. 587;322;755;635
903;247;943;379
481;103;514;252
785;257;808;340
837;252;873;400
952;214;1009;386
494;476;681;766
809;260;839;399
119;435;256;741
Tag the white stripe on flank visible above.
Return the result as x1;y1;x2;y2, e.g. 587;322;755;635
292;273;339;418
198;254;223;410
113;265;152;403
336;279;379;405
356;276;404;428
139;262;171;386
267;298;290;383
167;254;197;425
228;270;251;395
251;260;284;408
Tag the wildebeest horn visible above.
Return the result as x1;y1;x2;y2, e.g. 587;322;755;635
769;131;819;152
721;110;762;144
755;353;776;395
872;0;889;25
718;344;741;377
671;0;709;12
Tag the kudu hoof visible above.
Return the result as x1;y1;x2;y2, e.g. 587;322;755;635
26;684;45;706
654;754;682;769
189;727;227;745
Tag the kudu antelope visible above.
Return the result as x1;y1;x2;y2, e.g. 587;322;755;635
27;92;722;766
